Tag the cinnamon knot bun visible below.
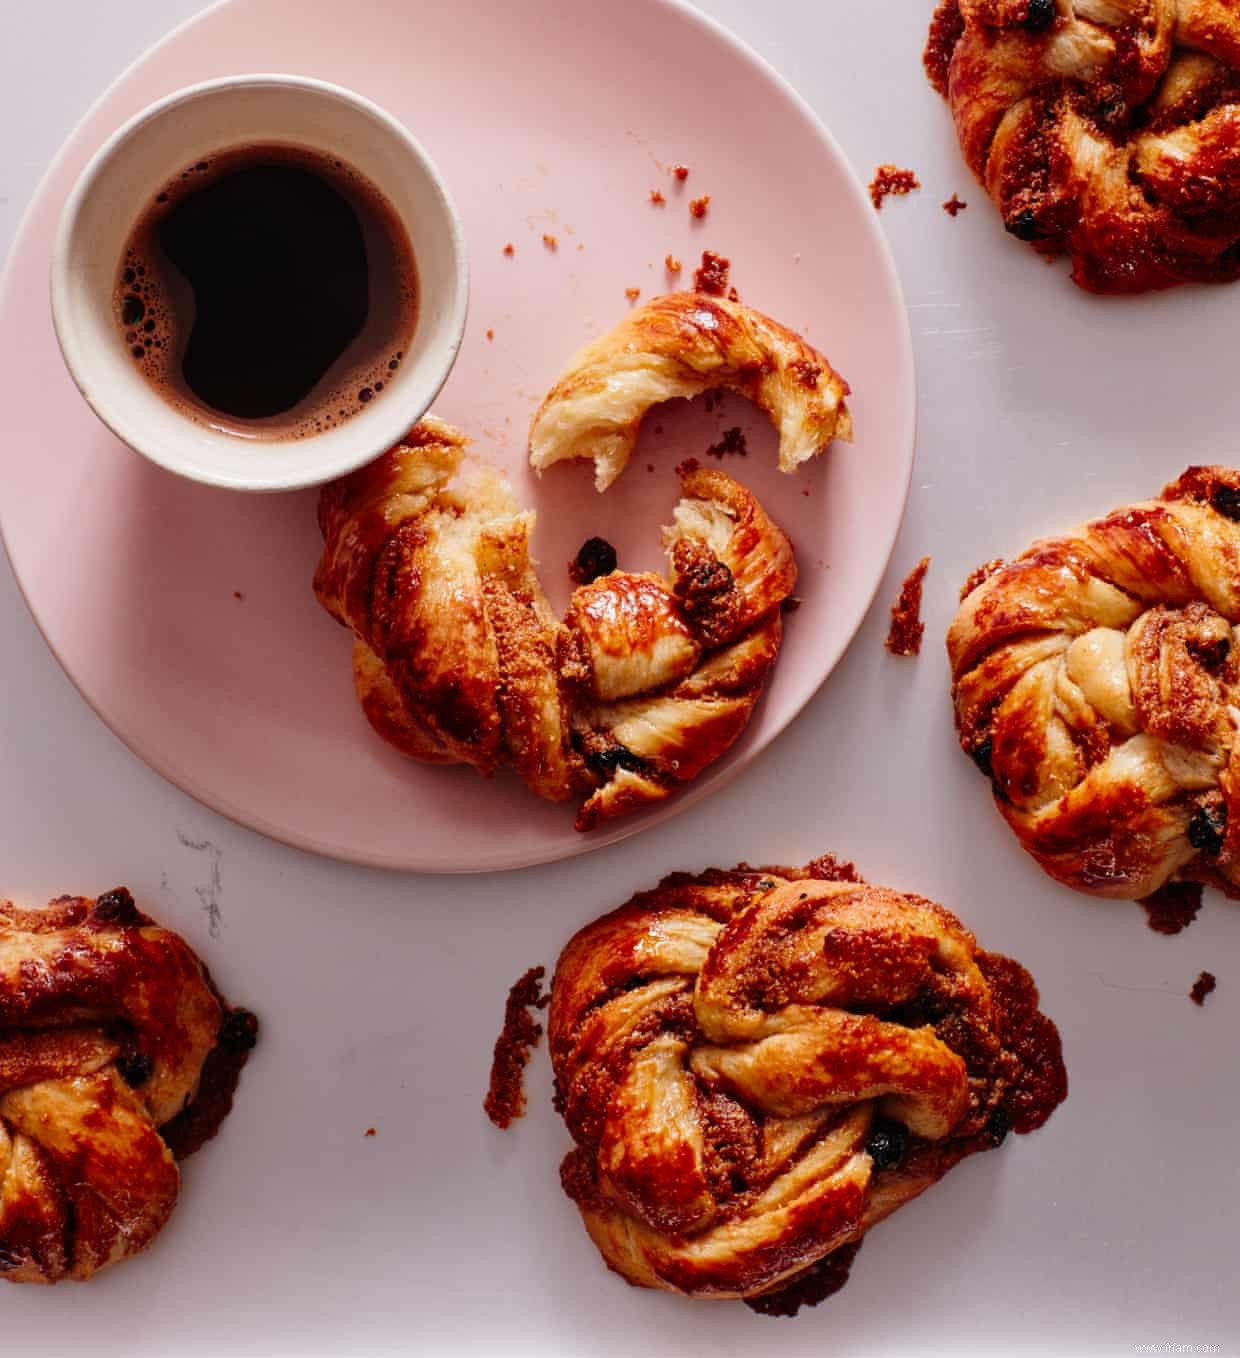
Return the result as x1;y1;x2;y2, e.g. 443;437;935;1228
926;0;1240;291
549;861;1065;1304
949;466;1240;900
314;427;798;831
0;889;257;1283
529;292;852;491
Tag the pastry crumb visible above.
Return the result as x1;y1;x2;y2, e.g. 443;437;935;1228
693;249;730;297
1190;971;1217;1006
943;193;968;217
625;287;641;302
542;233;558;250
484;966;549;1129
502;242;515;256
706;427;747;460
1140;881;1203;935
689;194;711;219
673;164;690;181
870;165;920;210
665;253;682;274
232;590;244;601
649;189;665;205
364;1127;376;1138
886;557;931;656
485;328;494;341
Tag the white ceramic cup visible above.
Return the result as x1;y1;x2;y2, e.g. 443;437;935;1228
51;74;468;491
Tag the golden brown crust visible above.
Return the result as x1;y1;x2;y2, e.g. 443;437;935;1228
549;866;1065;1302
528;292;852;491
927;0;1240;292
316;431;797;831
0;890;255;1284
948;465;1240;900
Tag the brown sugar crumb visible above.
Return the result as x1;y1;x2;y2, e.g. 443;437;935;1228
502;243;515;256
485;328;494;341
960;557;1005;601
542;233;558;250
649;189;665;205
233;591;244;601
745;1242;863;1318
706;427;747;461
886;556;931;656
1190;971;1217;1006
693;249;731;296
673;164;690;182
676;456;700;477
689;195;711;219
943;193;968;217
484;966;549;1129
364;1127;376;1138
870;165;921;211
1140;881;1203;935
665;253;682;274
625;287;641;302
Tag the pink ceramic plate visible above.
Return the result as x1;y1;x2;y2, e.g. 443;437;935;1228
0;0;914;871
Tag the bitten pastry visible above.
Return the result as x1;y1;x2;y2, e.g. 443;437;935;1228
926;0;1240;292
314;426;797;831
949;466;1240;900
0;889;257;1283
528;292;852;491
549;860;1066;1307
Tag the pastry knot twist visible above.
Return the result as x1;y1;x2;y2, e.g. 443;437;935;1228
549;863;1064;1301
0;890;254;1283
949;466;1240;900
927;0;1240;290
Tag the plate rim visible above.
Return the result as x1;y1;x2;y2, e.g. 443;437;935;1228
0;0;917;874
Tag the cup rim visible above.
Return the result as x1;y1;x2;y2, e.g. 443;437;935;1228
50;72;470;492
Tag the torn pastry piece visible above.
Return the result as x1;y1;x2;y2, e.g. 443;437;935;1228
528;292;852;491
926;0;1240;292
565;466;796;831
0;889;257;1284
315;429;797;831
314;418;580;802
948;465;1240;903
549;862;1066;1306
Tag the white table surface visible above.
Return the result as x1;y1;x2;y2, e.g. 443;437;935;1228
2;2;1237;1354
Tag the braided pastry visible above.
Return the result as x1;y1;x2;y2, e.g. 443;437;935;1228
314;428;797;830
926;0;1240;291
949;466;1240;900
528;292;852;491
0;889;257;1283
549;860;1065;1306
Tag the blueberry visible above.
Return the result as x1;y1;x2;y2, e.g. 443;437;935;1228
572;537;618;584
92;888;139;926
116;1051;154;1087
585;744;646;777
986;1107;1011;1146
1022;0;1056;31
970;737;994;778
1188;804;1226;856
218;1009;259;1051
1211;485;1240;521
1006;210;1043;241
865;1121;908;1170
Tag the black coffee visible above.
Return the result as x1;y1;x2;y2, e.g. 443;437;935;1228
115;144;418;439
